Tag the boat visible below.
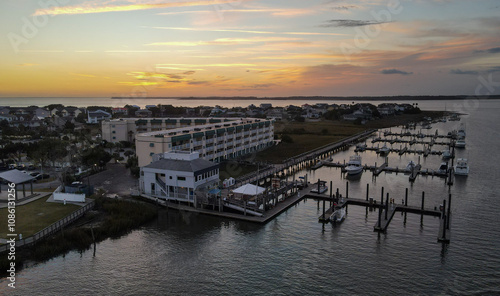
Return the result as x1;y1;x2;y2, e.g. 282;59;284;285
311;160;324;170
437;162;448;174
378;144;390;155
405;160;417;172
457;123;466;138
310;181;328;194
355;143;367;152
442;150;452;159
330;206;346;224
454;158;469;176
455;138;466;148
345;155;363;175
423;124;432;129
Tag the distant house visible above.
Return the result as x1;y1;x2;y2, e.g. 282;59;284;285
135;109;153;117
145;105;157;109
87;110;111;124
260;103;272;110
343;109;372;121
33;108;51;119
0;114;15;122
62;107;84;117
0;108;10;116
112;107;128;115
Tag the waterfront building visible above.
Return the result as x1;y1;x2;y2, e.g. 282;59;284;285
103;117;234;143
135;118;274;166
87;110;111;124
139;151;219;205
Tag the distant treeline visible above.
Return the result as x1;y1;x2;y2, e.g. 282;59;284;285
111;95;500;101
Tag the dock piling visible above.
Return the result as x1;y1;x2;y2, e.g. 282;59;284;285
346;181;349;199
385;193;389;220
405;188;408;206
366;183;369;201
447;193;451;230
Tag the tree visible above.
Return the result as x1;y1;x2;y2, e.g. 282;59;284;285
81;147;111;172
4;142;26;162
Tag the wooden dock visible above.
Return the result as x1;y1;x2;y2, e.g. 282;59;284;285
308;186;452;243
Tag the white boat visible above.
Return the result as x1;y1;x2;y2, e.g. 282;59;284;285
437;162;448;174
454;158;469;176
345;155;363;175
442;150;452;159
455;138;466;148
378;144;390;155
311;181;328;194
457;123;466;138
405;160;417;172
330;206;346;224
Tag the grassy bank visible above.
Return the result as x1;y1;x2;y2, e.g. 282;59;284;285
0;196;80;238
0;196;158;276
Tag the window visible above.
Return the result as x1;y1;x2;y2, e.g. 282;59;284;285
149;143;155;147
111;125;115;128
169;176;172;179
177;176;186;181
112;137;116;140
112;131;116;134
150;152;154;156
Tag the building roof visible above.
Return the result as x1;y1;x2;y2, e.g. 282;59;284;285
233;183;265;195
143;158;218;173
0;170;35;184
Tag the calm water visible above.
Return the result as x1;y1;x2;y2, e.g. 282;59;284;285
1;100;500;295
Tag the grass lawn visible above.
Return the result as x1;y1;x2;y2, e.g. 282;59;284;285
0;197;81;238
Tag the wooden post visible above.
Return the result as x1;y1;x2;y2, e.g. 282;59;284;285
366;183;369;201
336;188;339;203
380;187;384;205
447;193;452;230
346;181;349;199
405;188;408;206
385;193;389;220
322;199;326;221
330;181;333;207
442;199;447;239
378;199;382;229
317;179;320;194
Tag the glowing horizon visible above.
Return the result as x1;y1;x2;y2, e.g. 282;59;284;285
1;0;499;97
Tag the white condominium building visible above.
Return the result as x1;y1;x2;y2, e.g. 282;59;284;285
102;117;223;143
135;118;274;166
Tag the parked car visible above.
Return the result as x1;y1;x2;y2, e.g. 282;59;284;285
30;172;40;178
36;173;50;180
27;165;35;170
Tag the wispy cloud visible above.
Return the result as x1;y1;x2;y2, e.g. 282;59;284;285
321;19;390;27
150;26;346;36
18;63;39;67
33;0;247;16
147;37;302;46
450;69;478;75
380;69;413;75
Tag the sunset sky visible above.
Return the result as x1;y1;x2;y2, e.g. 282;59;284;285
1;0;499;97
